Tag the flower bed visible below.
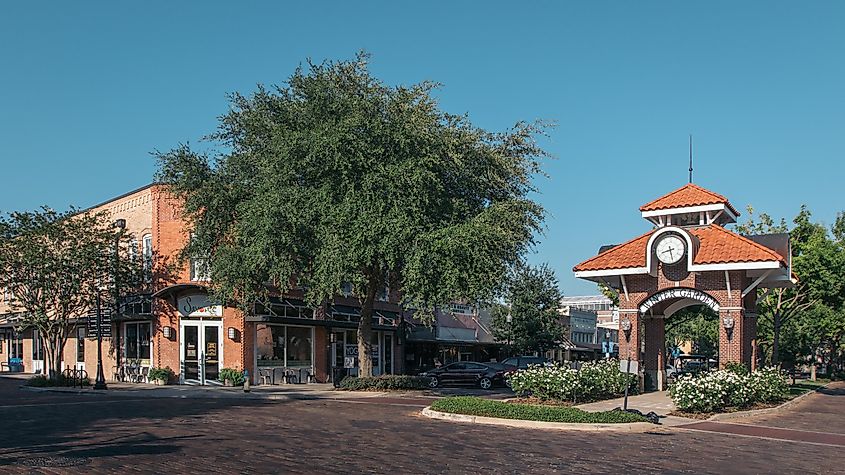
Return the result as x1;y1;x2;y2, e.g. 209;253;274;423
506;359;637;403
337;375;432;391
669;366;789;413
429;396;650;424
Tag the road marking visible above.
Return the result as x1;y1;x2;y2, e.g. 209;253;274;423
675;422;845;448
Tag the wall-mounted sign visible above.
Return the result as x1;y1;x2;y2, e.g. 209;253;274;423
345;344;379;360
638;288;720;314
178;294;222;318
344;356;356;369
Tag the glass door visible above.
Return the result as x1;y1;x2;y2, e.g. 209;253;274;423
204;325;220;381
181;321;222;384
183;325;200;381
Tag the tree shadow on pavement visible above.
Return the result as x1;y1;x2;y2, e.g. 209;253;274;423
0;378;292;468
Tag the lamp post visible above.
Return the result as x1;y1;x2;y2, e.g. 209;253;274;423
620;318;633;411
94;219;125;390
506;310;513;358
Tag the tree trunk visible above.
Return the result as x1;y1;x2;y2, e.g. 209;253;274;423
772;314;781;367
357;276;379;378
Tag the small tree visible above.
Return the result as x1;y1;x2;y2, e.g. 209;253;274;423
156;53;548;376
491;264;565;355
0;208;139;379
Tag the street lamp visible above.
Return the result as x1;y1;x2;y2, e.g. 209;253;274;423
506;310;513;357
94;218;125;390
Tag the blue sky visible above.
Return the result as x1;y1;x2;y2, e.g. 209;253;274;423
1;2;843;295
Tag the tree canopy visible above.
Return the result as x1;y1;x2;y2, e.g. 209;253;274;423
0;207;140;378
156;53;550;375
491;263;565;354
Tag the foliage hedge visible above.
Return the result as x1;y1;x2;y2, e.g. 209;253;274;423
148;366;175;383
430;396;650;424
669;366;789;413
507;359;638;403
219;367;246;386
338;375;432;391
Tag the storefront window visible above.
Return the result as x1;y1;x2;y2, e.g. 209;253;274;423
32;331;44;361
125;322;151;361
256;325;312;367
286;327;312;367
76;327;85;362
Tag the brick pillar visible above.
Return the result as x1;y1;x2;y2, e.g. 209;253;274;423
617;312;640;361
718;309;747;368
643;316;665;391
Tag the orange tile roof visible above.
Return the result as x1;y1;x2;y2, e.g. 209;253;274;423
640;184;739;216
572;232;651;272
573;225;784;272
688;225;785;264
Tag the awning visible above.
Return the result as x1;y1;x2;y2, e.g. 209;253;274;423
151;284;207;299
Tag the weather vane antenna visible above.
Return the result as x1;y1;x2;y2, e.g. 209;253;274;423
688;134;693;184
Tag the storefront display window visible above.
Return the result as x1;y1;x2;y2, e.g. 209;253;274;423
256;325;313;368
125;322;151;361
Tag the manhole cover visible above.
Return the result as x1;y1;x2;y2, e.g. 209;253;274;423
18;456;90;467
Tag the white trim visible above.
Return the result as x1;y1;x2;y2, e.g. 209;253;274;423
639;288;720;314
641;203;731;218
620;275;630;302
574;267;648;278
692;261;781;271
742;269;774;297
725;270;732;299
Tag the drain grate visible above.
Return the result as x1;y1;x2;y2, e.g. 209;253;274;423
18;456;90;467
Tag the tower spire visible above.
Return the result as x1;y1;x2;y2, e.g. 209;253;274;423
688;134;693;183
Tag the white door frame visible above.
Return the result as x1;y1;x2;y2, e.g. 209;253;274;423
179;319;223;384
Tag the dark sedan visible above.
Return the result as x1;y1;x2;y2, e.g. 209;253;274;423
421;362;514;390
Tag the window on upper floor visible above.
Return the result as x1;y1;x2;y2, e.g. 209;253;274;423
142;234;153;281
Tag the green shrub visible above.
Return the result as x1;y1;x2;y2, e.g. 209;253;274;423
148;366;175;383
724;361;750;376
219;367;246;386
338;375;431;391
669;366;788;413
430;396;649;424
507;359;637;403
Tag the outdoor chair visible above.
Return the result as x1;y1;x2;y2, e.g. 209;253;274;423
283;368;299;384
140;366;149;383
302;368;317;384
258;368;274;385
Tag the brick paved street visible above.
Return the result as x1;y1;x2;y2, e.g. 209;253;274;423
1;378;844;474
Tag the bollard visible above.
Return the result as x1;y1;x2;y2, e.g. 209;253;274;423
243;369;250;393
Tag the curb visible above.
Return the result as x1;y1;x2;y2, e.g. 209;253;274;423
707;385;824;422
420;407;655;432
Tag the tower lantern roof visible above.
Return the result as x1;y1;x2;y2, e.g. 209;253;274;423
640;183;739;227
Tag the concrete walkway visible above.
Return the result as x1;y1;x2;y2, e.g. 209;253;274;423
575;390;697;426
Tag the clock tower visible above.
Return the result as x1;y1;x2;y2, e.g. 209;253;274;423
573;184;793;390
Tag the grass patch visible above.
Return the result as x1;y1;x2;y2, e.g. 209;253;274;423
430;396;650;424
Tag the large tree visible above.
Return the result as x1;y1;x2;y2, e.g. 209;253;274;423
0;208;139;379
491;264;565;355
156;54;548;376
735;205;845;368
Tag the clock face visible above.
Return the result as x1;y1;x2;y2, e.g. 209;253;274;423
655;235;685;265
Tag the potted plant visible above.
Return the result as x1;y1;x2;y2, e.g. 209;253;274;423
219;368;245;387
148;366;174;385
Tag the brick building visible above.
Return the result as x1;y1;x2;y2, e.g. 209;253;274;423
573;184;793;390
1;184;405;384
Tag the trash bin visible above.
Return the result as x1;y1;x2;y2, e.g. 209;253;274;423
332;367;347;388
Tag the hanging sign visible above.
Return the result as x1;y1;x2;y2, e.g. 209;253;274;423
638;288;720;314
178;294;222;317
86;307;112;338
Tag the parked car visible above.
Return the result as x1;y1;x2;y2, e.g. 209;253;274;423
421;362;512;390
500;356;551;370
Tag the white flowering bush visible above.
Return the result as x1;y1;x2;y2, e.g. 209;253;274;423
507;359;636;402
669;366;789;413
